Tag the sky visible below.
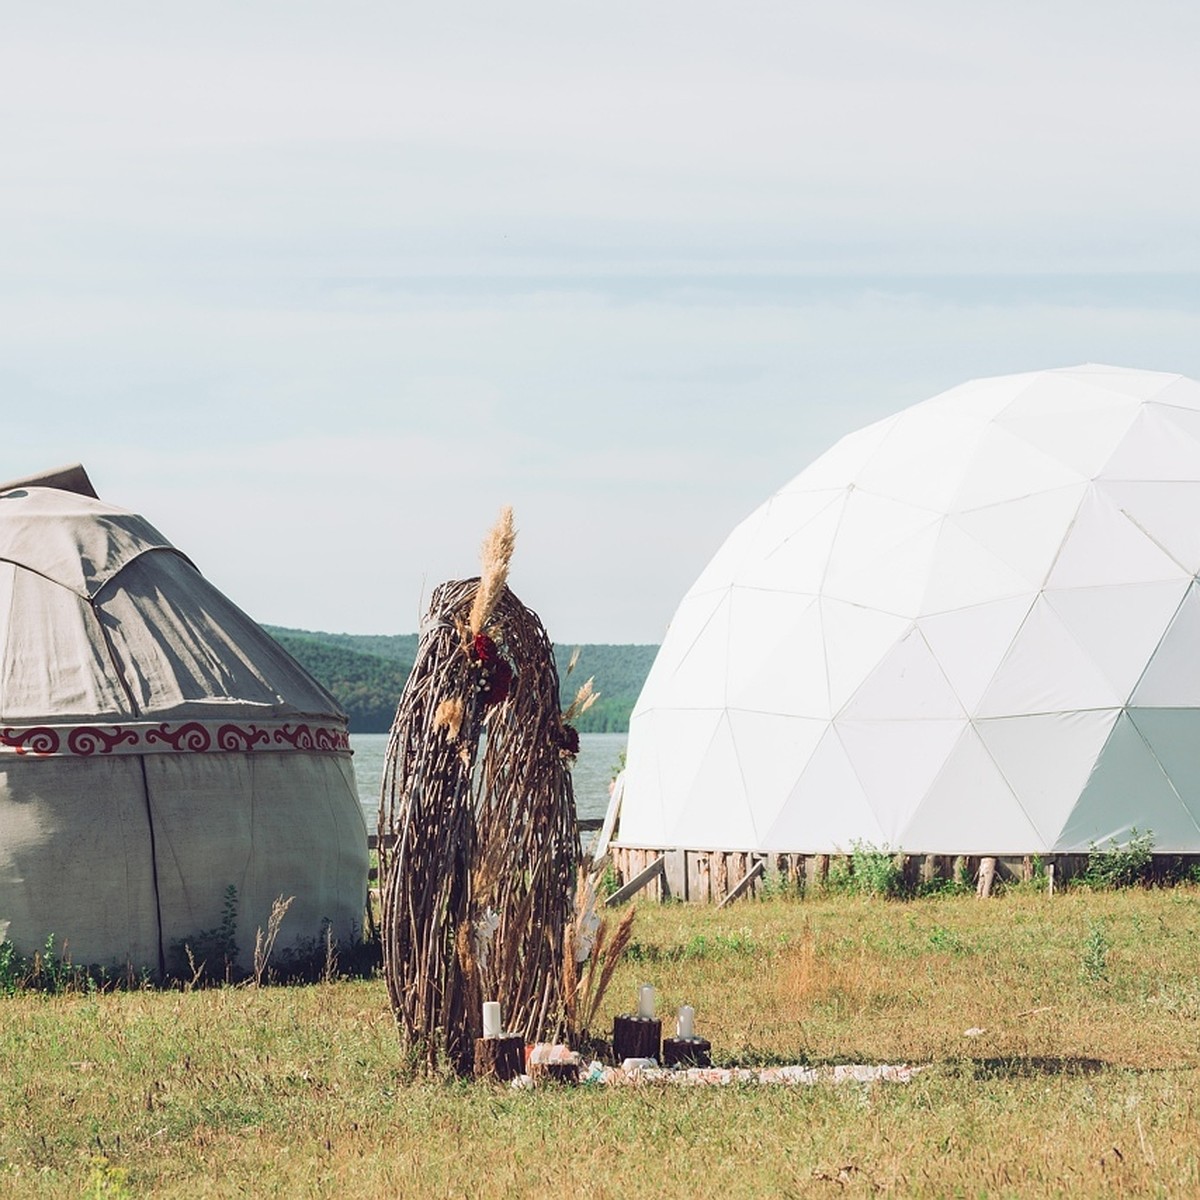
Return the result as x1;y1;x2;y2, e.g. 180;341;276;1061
3;1;1200;643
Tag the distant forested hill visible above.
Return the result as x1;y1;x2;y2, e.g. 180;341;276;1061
264;629;415;732
264;625;657;734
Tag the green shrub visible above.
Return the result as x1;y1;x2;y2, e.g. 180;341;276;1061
850;841;905;898
1082;828;1154;890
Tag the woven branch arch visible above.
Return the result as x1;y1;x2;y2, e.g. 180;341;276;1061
379;577;580;1074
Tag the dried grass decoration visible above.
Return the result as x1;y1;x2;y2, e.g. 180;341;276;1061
379;508;587;1075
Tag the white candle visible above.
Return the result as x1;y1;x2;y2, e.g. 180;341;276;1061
677;1004;695;1040
482;1001;502;1038
637;983;655;1020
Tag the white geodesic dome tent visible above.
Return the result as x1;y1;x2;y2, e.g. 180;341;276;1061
619;365;1200;857
0;474;368;973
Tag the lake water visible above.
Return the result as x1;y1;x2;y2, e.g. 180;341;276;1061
350;731;627;828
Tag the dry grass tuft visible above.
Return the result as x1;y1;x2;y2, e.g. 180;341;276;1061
562;676;599;722
571;904;637;1040
251;895;294;988
468;505;516;636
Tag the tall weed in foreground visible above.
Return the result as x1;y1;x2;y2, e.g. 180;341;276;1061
252;895;295;987
1082;919;1111;983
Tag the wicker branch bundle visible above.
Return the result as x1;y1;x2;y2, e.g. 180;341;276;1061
379;572;581;1075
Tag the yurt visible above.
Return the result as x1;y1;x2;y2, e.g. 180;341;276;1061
616;366;1200;887
0;468;368;973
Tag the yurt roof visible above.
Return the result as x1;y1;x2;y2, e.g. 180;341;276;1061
0;475;342;730
619;364;1200;856
0;483;192;599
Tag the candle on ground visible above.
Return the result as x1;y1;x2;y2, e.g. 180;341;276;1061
677;1005;695;1039
482;1001;502;1038
638;983;655;1019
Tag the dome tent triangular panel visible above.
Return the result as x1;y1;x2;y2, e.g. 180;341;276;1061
0;480;368;973
1054;713;1200;851
618;366;1200;860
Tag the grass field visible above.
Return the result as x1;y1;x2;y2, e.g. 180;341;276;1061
2;886;1199;1197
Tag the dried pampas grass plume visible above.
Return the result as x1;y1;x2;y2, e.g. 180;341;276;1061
468;506;517;636
563;676;599;722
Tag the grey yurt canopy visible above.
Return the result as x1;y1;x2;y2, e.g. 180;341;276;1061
0;478;367;973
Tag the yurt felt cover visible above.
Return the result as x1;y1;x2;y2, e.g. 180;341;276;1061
0;485;368;973
620;365;1200;856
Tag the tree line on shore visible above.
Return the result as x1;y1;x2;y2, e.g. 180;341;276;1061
264;626;657;734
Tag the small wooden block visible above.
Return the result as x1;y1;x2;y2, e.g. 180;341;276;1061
473;1034;524;1082
612;1014;662;1063
662;1036;712;1068
530;1060;580;1085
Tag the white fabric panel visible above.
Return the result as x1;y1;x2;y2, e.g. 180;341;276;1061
839;626;965;720
633;590;729;714
994;377;1141;477
1059;364;1178;401
727;710;826;841
835;718;965;843
665;714;756;849
725;591;829;717
823;492;941;598
953;485;1085;589
1098;480;1200;574
781;415;900;494
1153;403;1200;459
617;710;668;844
918;595;1036;712
853;405;984;512
919;373;1035;422
1046;487;1187;590
822;514;941;617
0;757;161;966
920;519;1033;614
951;424;1085;511
1055;713;1199;852
1128;709;1200;838
819;599;909;712
0;486;180;598
145;752;368;969
0;567;133;722
736;493;846;594
977;597;1121;717
1146;375;1200;411
761;728;887;852
1131;582;1200;706
755;491;848;557
688;490;844;597
686;504;770;598
1045;581;1187;701
626;708;724;845
651;591;731;711
977;709;1119;847
1100;404;1200;482
901;727;1044;854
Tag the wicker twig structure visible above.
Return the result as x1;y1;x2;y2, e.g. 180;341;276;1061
379;575;581;1075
